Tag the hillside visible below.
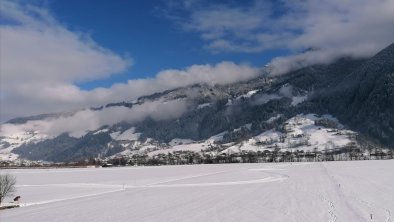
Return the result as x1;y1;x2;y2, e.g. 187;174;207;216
315;42;394;145
1;42;393;163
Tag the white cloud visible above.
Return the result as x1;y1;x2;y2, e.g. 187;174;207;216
0;99;188;138
0;1;260;121
0;1;130;120
165;0;394;72
82;61;258;108
178;1;289;53
267;0;394;74
4;0;390;123
0;1;131;85
1;61;257;121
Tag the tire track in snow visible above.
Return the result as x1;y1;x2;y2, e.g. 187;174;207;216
142;170;231;187
16;171;231;208
130;168;288;188
16;168;289;208
17;183;124;188
141;176;286;188
19;188;125;207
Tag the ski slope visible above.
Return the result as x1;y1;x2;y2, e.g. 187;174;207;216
1;160;393;222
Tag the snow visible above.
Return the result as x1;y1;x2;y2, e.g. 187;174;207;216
109;131;121;139
123;113;357;157
149;132;231;156
291;95;308;106
148;143;206;156
197;103;212;109
116;128;141;141
110;128;141;141
169;138;194;146
266;114;281;123
0;131;48;148
244;123;252;130
245;90;259;97
93;128;109;135
206;131;227;143
236;89;259;99
284;114;353;150
255;130;283;143
1;160;393;222
251;93;282;105
233;123;252;132
221;144;241;154
148;132;229;156
139;145;158;152
0;114;356;162
0;152;19;161
0;130;49;161
119;143;131;148
222;114;356;153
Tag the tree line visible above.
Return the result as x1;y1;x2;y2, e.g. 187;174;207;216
100;144;393;167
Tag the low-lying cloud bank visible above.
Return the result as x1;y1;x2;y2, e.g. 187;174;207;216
1;99;188;138
268;44;385;75
1;60;258;121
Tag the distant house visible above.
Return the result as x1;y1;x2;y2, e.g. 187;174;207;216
102;163;113;167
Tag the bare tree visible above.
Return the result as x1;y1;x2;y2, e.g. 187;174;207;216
0;174;16;205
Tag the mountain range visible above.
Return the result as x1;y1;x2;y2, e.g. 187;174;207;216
1;42;393;163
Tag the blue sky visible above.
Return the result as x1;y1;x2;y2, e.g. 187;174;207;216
1;0;393;120
47;0;288;89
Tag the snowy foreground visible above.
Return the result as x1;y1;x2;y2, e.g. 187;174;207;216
1;161;393;222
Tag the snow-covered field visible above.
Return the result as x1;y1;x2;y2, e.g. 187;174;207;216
1;160;393;222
